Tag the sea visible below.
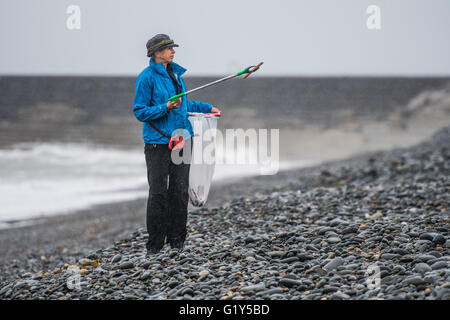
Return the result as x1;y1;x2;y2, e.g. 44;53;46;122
0;75;449;226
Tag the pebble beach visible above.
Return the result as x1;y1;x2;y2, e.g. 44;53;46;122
0;125;448;300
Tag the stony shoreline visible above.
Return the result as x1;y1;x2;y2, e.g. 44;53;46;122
0;126;448;300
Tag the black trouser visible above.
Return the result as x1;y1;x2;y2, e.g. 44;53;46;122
144;143;191;250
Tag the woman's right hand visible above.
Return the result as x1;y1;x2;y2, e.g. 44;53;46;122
167;98;181;111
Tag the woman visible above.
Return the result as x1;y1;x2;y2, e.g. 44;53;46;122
133;34;220;255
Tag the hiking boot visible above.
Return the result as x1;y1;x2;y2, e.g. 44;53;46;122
146;247;162;256
170;241;184;252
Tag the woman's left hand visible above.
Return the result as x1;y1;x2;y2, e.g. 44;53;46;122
211;107;221;114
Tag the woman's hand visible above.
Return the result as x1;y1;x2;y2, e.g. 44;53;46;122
211;107;221;114
167;98;181;111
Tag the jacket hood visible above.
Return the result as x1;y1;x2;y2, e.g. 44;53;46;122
149;58;187;77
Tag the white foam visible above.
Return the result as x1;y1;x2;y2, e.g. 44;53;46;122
0;142;148;222
0;142;311;225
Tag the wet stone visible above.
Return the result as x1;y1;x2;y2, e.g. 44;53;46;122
430;261;448;270
381;254;400;261
419;233;435;241
279;278;302;288
241;283;266;293
413;263;431;274
323;257;344;272
327;237;341;244
432;234;445;245
119;261;134;270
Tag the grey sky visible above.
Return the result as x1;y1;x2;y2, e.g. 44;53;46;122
0;0;449;76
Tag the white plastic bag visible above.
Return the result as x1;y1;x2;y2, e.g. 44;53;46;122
187;112;220;207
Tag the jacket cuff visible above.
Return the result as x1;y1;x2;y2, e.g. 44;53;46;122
159;103;168;116
204;103;213;113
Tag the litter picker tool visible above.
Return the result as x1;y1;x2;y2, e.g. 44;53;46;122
168;62;263;102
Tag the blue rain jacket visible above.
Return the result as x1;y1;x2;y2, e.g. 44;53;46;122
133;58;213;144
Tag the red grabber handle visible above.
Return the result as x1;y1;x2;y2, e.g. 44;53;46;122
243;62;264;79
168;134;185;150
